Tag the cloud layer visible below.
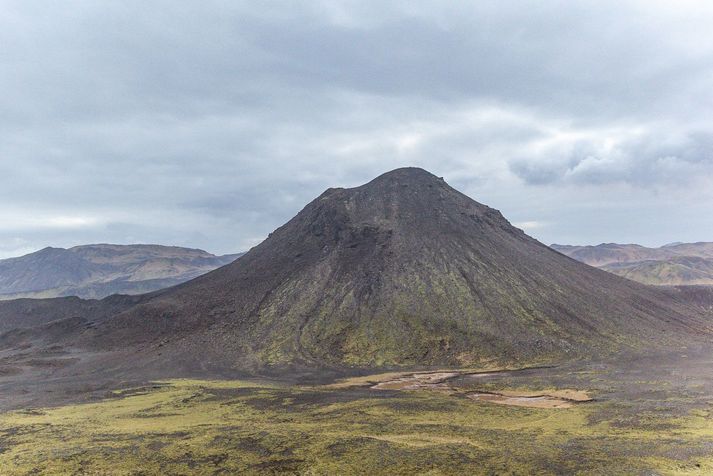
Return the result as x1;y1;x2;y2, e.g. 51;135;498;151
1;1;712;257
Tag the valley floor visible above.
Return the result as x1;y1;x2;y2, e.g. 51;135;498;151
1;352;713;475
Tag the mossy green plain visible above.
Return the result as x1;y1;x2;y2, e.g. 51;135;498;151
1;374;712;475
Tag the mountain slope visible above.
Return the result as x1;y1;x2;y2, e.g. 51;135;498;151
0;245;242;300
68;168;712;372
552;242;713;285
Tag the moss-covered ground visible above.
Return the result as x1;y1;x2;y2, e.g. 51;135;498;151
1;361;713;475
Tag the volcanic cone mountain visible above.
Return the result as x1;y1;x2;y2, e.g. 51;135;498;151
60;167;710;373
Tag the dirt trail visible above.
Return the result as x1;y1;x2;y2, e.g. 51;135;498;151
465;391;588;409
370;372;459;390
366;369;592;408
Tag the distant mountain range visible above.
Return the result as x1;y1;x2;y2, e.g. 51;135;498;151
551;242;713;285
0;244;243;300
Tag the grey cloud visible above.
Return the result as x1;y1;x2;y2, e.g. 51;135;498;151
1;1;713;258
510;131;713;187
508;162;564;186
4;1;713;125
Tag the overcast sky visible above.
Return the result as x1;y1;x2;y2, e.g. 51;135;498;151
1;1;712;258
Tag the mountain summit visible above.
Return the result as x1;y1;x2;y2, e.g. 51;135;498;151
64;167;710;372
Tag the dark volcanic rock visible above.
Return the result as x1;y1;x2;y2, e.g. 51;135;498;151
58;167;713;372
